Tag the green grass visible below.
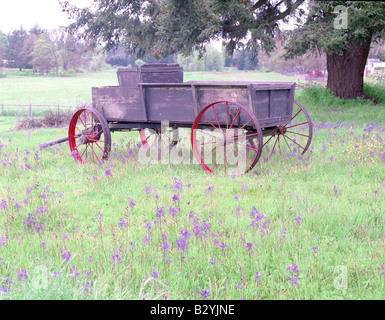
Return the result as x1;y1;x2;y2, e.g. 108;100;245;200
0;69;118;106
184;70;298;82
0;69;385;300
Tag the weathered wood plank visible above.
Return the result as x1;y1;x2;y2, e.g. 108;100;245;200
92;86;146;121
144;85;195;122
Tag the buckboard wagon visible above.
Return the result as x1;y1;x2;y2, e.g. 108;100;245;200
41;64;313;175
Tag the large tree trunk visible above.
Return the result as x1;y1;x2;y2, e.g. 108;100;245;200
326;40;371;100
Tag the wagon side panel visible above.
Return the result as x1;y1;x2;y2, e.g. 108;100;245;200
143;85;195;122
250;83;295;128
92;86;147;122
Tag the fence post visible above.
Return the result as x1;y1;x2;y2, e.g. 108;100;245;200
57;104;60;115
1;104;3;116
29;104;32;118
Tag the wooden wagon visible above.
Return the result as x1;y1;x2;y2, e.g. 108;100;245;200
62;63;312;175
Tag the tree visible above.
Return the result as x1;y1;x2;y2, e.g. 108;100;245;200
0;32;9;67
226;49;259;70
283;1;385;100
63;0;305;60
6;27;28;70
32;33;55;74
177;45;224;72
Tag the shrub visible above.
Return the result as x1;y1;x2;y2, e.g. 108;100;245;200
15;109;74;130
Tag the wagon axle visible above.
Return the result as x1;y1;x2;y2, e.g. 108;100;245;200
77;125;103;145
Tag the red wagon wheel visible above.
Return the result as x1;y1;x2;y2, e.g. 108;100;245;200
191;101;263;176
68;108;111;164
263;100;313;158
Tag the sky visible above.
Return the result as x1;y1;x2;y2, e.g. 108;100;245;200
0;0;93;34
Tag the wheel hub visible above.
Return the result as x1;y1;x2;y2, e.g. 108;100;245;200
277;125;287;135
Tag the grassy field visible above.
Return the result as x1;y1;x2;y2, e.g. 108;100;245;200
0;69;384;300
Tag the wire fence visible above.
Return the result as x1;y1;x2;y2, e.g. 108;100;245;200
0;103;79;118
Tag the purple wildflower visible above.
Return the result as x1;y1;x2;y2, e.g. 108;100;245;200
117;218;128;229
150;269;159;279
111;252;122;264
104;169;112;177
172;194;179;203
286;263;299;274
0;286;9;293
128;197;136;208
295;216;302;226
61;250;71;261
34;222;42;233
176;236;187;252
199;288;210;300
17;269;28;282
204;186;214;195
144;221;152;232
142;235;151;244
0;237;5;250
286;263;299;287
253;272;261;281
170;177;184;192
161;240;170;256
0;200;7;210
156;207;164;218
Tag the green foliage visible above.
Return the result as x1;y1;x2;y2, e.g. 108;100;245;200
284;1;385;59
178;45;224;72
65;0;305;59
32;34;55;74
6;27;28;70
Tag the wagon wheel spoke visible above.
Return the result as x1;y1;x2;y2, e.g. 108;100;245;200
68;108;111;164
139;127;178;162
192;101;262;176
262;100;313;158
283;135;293;154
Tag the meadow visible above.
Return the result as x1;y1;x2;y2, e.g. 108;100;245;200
0;68;384;300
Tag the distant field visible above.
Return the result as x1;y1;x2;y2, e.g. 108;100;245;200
0;69;119;106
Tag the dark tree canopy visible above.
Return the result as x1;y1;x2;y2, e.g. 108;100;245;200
62;0;305;59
